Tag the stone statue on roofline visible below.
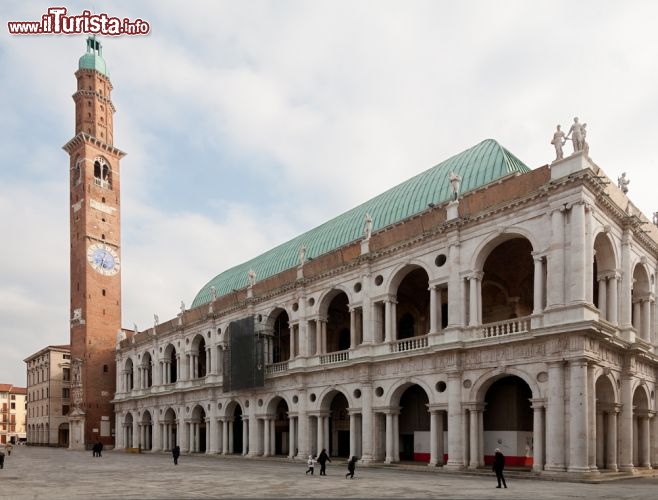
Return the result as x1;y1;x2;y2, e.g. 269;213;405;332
618;172;630;194
449;171;461;200
653;212;658;226
247;268;257;287
363;213;373;241
565;116;584;153
180;301;185;314
298;245;306;266
551;125;566;161
210;286;217;301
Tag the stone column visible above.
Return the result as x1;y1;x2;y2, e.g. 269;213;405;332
349;412;357;459
289;416;296;459
132;417;140;449
384;300;392;343
531;399;545;472
588;363;597;471
468;275;480;327
606;405;620;471
437;411;445;465
429;410;439;466
264;417;271;456
349;307;356;348
545;361;565;471
392;412;399;462
323;416;330;454
297;410;308;459
533;254;544;314
570;202;587;303
546;208;565;307
447;239;462;327
597;276;608;320
619;375;634;470
468;406;480;469
446;371;464;469
608;273;619;325
360;385;374;463
619;230;633;328
385;412;394;464
429;286;438;333
639;413;651;467
568;359;589;472
242;417;249;455
248;412;260;457
641;298;651;341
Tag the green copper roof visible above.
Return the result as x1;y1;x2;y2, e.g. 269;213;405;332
192;139;530;307
78;36;107;76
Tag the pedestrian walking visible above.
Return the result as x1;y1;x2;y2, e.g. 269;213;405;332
172;445;180;465
317;448;331;475
345;456;357;479
92;443;99;457
493;448;507;488
5;443;12;456
305;454;316;475
97;441;103;457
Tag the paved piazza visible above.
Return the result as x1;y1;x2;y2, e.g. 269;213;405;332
1;446;658;499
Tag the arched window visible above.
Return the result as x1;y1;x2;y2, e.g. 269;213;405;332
93;157;112;190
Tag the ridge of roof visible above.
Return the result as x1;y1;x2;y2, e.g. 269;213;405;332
192;139;530;307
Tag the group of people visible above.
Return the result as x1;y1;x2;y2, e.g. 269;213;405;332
92;441;104;457
305;450;357;479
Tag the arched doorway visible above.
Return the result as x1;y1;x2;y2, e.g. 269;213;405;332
398;384;430;461
124;412;134;448
190;406;206;453
274;398;290;456
329;393;350;457
232;404;244;454
632;387;651;467
163;408;177;450
595;374;618;470
141;411;153;451
164;344;177;384
483;376;533;467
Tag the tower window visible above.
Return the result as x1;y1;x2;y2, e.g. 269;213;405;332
102;289;106;296
103;364;109;373
93;158;112;190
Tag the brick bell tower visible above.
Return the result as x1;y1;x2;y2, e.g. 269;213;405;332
63;36;125;450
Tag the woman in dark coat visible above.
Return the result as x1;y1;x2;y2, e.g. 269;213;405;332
345;456;357;479
317;448;331;475
172;445;180;465
492;448;507;488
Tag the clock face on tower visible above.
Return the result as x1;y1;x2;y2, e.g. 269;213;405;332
87;242;120;276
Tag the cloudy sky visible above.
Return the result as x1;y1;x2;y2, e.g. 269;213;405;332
1;0;657;386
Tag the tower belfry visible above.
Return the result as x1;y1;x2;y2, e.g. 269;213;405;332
62;36;125;450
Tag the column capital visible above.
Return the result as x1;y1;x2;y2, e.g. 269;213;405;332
529;398;546;409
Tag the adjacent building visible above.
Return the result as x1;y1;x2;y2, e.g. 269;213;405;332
113;142;658;476
0;384;27;445
24;345;71;446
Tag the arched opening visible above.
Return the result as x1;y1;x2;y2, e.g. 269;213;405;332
191;406;206;453
329;392;350;457
482;238;534;324
483;376;533;467
592;233;616;318
93;157;112;189
595;375;618;470
124;358;134;391
195;337;207;378
163;408;177;450
273;310;290;363
142;352;153;388
632;387;651;467
326;292;350;353
395;268;430;339
141;411;153;451
398;384;430;462
124;412;134;448
274;398;290;456
232;404;244;454
164;345;177;384
631;265;651;341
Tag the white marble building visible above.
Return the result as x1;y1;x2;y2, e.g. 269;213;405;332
113;141;657;476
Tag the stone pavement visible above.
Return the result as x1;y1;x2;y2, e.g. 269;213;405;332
1;445;658;499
